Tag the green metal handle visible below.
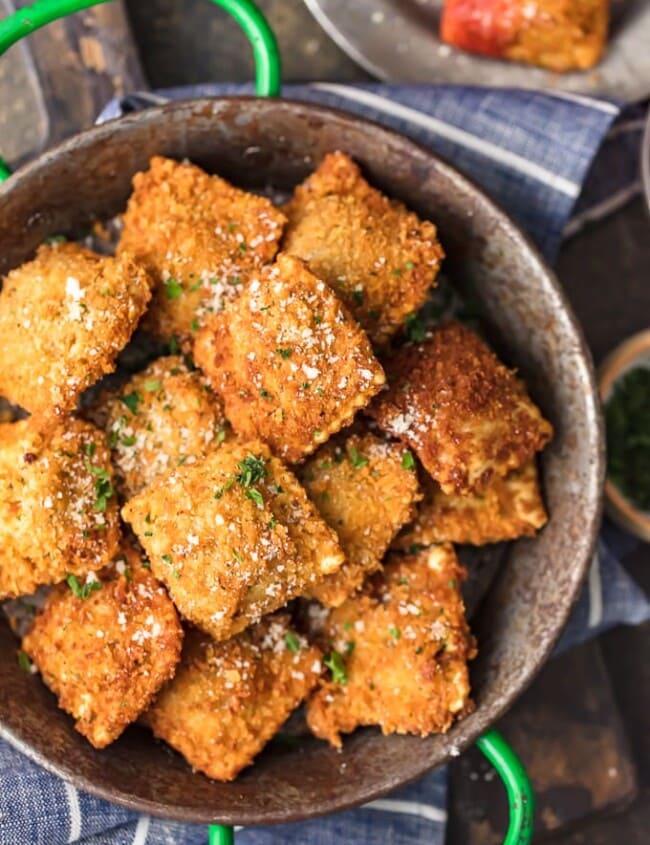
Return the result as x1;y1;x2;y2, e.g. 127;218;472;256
477;729;535;845
0;0;281;181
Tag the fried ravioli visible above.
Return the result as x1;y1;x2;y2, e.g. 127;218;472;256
118;156;286;344
122;441;344;640
306;544;476;748
146;615;321;781
368;321;552;494
393;459;548;549
0;417;121;599
300;432;421;606
0;243;152;417
93;356;230;499
194;253;385;464
22;547;182;748
282;151;444;347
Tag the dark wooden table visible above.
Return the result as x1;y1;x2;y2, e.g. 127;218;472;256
2;0;648;841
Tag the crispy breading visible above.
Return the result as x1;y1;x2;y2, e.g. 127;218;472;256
367;321;553;494
122;441;344;640
118;156;286;344
194;254;385;464
0;417;121;600
306;544;476;748
282;151;444;347
393;459;547;549
93;355;230;499
299;432;422;606
146;615;321;781
22;546;183;749
0;242;152;417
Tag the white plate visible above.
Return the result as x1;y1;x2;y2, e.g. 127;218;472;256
304;0;650;102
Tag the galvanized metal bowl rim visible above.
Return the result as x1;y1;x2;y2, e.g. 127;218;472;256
0;96;604;824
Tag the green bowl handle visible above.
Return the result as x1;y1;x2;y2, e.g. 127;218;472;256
0;0;282;181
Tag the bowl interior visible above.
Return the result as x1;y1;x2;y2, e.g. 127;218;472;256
0;97;603;825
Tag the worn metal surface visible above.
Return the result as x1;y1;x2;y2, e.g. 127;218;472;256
303;0;650;101
0;97;603;824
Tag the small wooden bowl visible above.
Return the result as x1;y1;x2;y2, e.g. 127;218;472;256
599;329;650;542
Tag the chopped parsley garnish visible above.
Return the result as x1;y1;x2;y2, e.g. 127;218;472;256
142;560;151;569
228;222;237;232
353;289;364;306
232;549;243;563
349;447;369;469
120;391;142;415
285;631;301;653
267;517;277;530
391;268;403;277
316;387;324;397
333;450;345;464
169;337;180;355
313;315;322;325
407;543;425;554
324;650;347;684
301;382;311;391
162;554;172;565
345;641;355;656
45;234;67;245
17;651;33;672
401;451;416;471
214;478;235;499
239;242;247;253
216;425;226;444
313;430;323;439
188;280;202;292
144;379;162;392
398;576;409;585
66;573;102;599
85;461;113;512
164;278;183;300
229;276;242;286
368;309;380;320
389;625;401;640
276;347;292;359
405;260;415;270
246;488;264;508
172;569;181;579
83;442;96;458
448;578;457;589
260;388;273;400
190;318;200;332
343;621;353;630
121;435;137;447
405;312;426;343
236;454;268;487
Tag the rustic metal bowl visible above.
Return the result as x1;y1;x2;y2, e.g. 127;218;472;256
0;97;604;825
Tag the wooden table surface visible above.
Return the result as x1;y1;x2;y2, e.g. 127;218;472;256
2;0;648;841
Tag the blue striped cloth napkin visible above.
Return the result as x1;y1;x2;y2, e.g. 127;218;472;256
1;84;648;845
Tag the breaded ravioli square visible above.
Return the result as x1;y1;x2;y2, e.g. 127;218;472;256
194;253;385;463
299;431;421;606
146;615;322;781
0;417;121;599
122;441;344;640
22;547;183;748
306;544;476;748
368;321;553;494
118;156;286;344
0;243;152;417
393;459;547;549
282;151;444;347
92;355;230;499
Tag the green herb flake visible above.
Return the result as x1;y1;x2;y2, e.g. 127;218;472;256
236;454;268;487
169;337;180;355
276;347;292;359
120;391;142;415
121;435;137;447
83;442;96;458
352;289;364;306
398;576;409;586
285;631;301;653
448;578;457;589
313;315;322;325
391;267;403;277
260;388;273;400
345;641;356;656
349;447;369;469
267;517;277;530
164;278;183;300
405;260;415;270
324;651;347;684
45;234;67;245
389;625;401;640
246;488;264;508
214;478;235;499
229;276;242;286
190;318;200;332
67;573;102;599
405;312;426;343
401;450;416;471
18;650;33;672
161;554;172;565
142;560;151;570
172;569;181;579
144;379;162;392
216;425;226;444
239;242;247;253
